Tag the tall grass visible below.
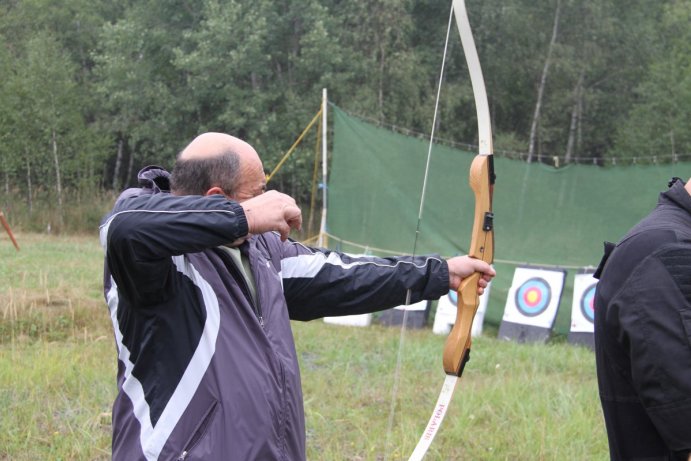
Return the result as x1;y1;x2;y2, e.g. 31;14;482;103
297;324;607;460
0;233;110;343
1;190;115;235
0;234;609;460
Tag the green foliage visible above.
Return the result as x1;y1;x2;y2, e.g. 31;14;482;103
0;1;110;219
612;0;691;162
0;0;688;230
1;189;114;234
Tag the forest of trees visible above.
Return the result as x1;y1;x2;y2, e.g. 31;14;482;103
0;0;689;230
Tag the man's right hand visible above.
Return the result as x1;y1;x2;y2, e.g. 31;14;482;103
240;190;302;241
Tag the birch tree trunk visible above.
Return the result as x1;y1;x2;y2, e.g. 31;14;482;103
565;69;585;163
527;0;561;163
52;128;64;226
378;39;386;122
25;155;33;213
112;136;124;190
125;146;135;188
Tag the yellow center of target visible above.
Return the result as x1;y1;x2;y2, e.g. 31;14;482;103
526;289;540;304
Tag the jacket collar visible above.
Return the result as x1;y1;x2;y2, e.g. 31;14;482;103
661;178;691;216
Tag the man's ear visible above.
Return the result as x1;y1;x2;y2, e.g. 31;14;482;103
205;186;225;196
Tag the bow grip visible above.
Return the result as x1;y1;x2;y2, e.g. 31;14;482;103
442;273;480;376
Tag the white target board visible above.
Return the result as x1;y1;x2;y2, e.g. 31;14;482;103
377;299;429;328
324;313;372;327
502;267;565;329
392;300;428;311
432;283;491;337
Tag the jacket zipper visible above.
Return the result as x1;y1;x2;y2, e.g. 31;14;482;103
238;270;264;327
176;400;219;460
240;244;264;327
241;270;263;327
220;248;264;326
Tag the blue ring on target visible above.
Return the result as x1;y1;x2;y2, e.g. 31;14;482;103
580;283;596;323
514;277;551;317
448;290;458;304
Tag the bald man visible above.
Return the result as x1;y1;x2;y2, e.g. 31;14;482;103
100;132;495;461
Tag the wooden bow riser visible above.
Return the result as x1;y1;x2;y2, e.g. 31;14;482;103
442;154;494;376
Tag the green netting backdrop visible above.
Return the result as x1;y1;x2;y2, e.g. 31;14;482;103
327;105;688;335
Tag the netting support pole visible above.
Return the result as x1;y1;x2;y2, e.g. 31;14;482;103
317;88;329;248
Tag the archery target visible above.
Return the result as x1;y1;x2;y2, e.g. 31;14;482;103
502;267;565;329
514;277;551;317
432;282;491;337
580;285;596;322
570;273;597;333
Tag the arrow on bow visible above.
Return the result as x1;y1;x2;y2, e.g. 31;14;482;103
408;0;495;459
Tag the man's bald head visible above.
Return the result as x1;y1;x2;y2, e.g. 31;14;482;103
170;133;265;200
179;132;256;163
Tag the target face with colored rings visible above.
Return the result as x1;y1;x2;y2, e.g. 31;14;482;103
580;283;596;323
515;277;551;317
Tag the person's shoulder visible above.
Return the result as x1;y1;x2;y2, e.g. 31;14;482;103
651;240;691;269
108;165;172;212
648;241;691;302
253;233;319;260
111;188;171;212
615;226;678;261
598;227;678;287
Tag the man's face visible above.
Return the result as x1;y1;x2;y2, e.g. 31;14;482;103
230;153;266;202
224;151;267;247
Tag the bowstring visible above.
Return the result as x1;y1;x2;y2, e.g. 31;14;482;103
383;4;456;459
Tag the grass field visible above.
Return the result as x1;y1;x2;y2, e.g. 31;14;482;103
0;233;609;460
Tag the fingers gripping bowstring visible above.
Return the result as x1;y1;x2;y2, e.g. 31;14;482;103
383;4;456;459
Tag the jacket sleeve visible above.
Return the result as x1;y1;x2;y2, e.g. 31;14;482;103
101;192;248;305
277;240;449;321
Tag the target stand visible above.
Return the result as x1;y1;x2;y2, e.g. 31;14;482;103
567;272;597;349
498;266;566;343
324;313;372;327
378;300;429;329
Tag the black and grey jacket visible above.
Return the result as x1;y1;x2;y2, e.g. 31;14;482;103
100;167;449;461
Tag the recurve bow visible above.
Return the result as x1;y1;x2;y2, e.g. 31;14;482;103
408;0;495;458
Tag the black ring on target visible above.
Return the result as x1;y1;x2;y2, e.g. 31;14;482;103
580;283;596;323
514;277;551;317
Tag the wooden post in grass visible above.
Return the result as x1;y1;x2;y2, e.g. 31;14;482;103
0;210;20;251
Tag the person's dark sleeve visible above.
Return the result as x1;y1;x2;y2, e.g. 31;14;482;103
277;241;449;321
101;193;248;304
